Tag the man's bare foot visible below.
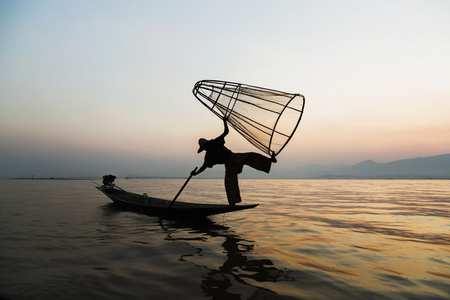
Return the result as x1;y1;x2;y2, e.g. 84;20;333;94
271;151;277;163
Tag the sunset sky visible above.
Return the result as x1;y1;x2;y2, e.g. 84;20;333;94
1;0;449;178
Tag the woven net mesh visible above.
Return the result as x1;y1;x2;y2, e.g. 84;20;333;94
193;80;305;156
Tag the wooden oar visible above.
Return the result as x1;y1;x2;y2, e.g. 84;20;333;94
158;167;198;223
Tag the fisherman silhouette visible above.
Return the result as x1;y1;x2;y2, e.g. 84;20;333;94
191;117;277;205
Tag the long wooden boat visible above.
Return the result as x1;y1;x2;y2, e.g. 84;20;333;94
96;185;258;219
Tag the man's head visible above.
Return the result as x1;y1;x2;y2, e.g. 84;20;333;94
197;138;209;153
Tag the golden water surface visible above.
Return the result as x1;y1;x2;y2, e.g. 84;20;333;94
0;179;449;299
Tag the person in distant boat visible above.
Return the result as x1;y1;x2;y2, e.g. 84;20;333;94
191;117;277;206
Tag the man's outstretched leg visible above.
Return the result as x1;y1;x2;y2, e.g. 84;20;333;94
244;152;273;173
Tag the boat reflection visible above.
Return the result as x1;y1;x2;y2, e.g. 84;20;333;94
100;203;297;298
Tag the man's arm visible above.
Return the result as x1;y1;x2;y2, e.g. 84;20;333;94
219;117;229;139
191;163;207;176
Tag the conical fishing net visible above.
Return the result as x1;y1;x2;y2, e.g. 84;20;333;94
193;80;305;156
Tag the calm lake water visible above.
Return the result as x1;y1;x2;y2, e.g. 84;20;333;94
0;179;449;300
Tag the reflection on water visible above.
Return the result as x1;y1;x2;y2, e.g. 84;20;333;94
100;201;297;299
0;179;449;299
161;221;296;299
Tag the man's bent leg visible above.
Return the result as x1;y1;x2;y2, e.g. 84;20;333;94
245;152;272;173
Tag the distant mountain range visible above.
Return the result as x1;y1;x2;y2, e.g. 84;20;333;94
295;154;450;179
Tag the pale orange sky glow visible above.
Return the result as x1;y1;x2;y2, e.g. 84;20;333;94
1;0;449;178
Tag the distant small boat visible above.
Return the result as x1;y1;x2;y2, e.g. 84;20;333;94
95;185;258;219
